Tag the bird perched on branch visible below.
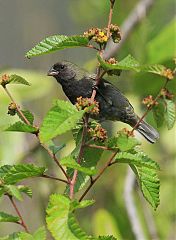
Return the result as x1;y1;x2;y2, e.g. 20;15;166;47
47;61;159;143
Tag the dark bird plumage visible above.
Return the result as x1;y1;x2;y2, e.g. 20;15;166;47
47;61;159;143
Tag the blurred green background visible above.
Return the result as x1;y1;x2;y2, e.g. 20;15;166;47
0;0;175;239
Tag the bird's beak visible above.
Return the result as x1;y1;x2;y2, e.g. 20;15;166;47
47;67;59;76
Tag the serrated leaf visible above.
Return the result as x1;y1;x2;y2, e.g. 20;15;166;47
72;199;95;210
5;121;37;133
17;110;34;125
115;152;160;170
17;185;32;198
98;236;117;240
9;74;30;86
19;226;46;240
0;165;13;178
46;194;90;240
152;100;165;128
3;164;46;184
60;156;97;176
131;164;160;210
26;35;89;58
165;99;176;130
0;212;20;223
98;54;166;77
49;143;66;155
39;100;85;143
107;133;140;151
4;185;23;201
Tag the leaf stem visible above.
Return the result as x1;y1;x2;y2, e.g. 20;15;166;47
8;195;29;233
79;151;118;202
107;0;116;38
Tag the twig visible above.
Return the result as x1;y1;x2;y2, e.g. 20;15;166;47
4;86;31;125
85;144;114;151
124;167;146;240
104;0;154;59
8;195;29;233
131;78;169;133
42;174;69;184
79;151;118;202
107;0;116;38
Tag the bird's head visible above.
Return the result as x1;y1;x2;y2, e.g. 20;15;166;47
47;61;81;82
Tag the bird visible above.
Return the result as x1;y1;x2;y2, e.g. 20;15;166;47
47;61;159;143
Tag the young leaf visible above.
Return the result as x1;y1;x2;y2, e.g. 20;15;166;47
164;99;176;130
49;142;66;155
3;164;46;184
19;226;46;240
17;110;34;125
60;156;97;176
0;232;20;240
140;64;166;76
0;212;20;223
39;100;84;143
17;185;32;198
9;74;30;86
97;236;117;240
26;35;89;58
46;194;90;240
107;133;140;151
152;100;165;128
5;121;37;133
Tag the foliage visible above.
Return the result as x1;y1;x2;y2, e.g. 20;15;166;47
0;0;175;239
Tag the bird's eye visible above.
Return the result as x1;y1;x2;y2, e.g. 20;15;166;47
60;65;65;70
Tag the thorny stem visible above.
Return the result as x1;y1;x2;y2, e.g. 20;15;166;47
70;116;88;199
79;151;118;202
8;195;29;233
131;78;169;133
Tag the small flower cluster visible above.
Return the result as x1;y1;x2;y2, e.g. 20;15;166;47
108;24;121;43
75;96;99;115
0;74;10;87
105;57;122;76
106;57;117;65
8;102;17;116
162;68;174;80
84;24;121;45
160;88;174;100
88;123;108;142
119;128;135;137
142;95;158;108
84;28;108;44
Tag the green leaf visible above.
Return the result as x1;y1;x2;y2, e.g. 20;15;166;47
0;232;21;240
115;152;160;209
5;121;37;133
9;74;30;86
19;227;46;240
17;110;34;125
49;142;66;155
17;185;32;198
46;194;90;240
60;156;97;176
97;54;140;72
39;100;85;143
4;185;23;201
0;212;20;223
115;152;160;170
98;54;166;77
3;164;46;184
26;35;89;58
131;164;160;210
107;133;140;151
152;100;165;128
72;199;95;211
165;99;176;130
97;236;117;240
147;18;176;63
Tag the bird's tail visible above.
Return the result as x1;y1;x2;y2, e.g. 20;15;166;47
136;120;159;144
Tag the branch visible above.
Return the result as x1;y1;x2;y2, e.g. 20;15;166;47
79;151;118;202
103;0;154;59
41;174;69;184
7;195;29;233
